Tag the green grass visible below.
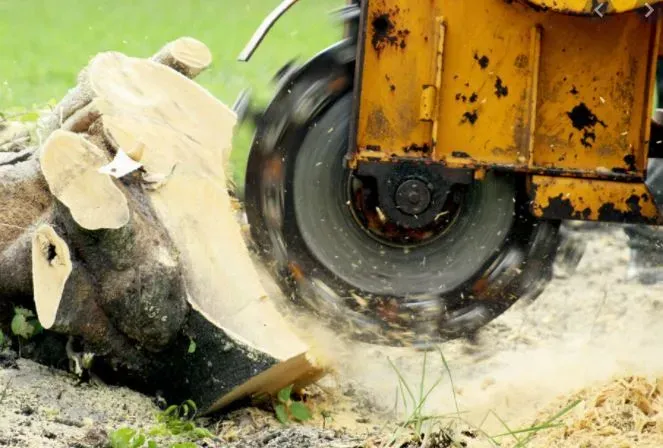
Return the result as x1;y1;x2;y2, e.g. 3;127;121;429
0;0;345;187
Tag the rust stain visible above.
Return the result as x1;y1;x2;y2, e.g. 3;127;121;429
366;109;393;139
370;8;410;56
402;144;432;154
514;54;529;69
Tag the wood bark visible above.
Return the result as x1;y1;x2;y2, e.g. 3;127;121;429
0;37;325;414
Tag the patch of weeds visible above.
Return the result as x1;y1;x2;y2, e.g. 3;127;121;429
109;427;147;448
386;351;465;447
273;384;313;425
108;400;213;448
11;307;43;340
384;347;580;447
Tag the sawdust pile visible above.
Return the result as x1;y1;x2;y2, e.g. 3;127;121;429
525;375;663;447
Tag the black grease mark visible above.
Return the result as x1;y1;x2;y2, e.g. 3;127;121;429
451;151;471;158
371;14;394;53
494;77;508;98
473;53;490;69
542;195;575;218
570;85;579;95
598;200;644;222
626;194;642;215
365;145;381;152
371;11;409;55
581;131;597;148
455;93;467;102
390;84;396;92
624;154;637;171
539;194;592;220
568;103;607;130
402;144;431;154
469;93;478;103
595;195;654;223
566;102;607;148
462;111;479;125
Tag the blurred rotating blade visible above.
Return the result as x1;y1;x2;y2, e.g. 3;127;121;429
244;41;563;347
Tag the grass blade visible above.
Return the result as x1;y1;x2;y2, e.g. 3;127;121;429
387;356;416;405
514;399;582;447
489;410;522;445
436;346;461;420
419;351;427;410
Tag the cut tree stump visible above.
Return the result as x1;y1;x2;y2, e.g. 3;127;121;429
0;37;326;414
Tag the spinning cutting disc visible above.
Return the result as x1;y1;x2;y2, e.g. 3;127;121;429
244;40;561;347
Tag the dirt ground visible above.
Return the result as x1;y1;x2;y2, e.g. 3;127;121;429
2;223;663;447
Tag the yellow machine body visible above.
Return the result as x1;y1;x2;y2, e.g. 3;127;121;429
351;0;663;223
529;0;661;14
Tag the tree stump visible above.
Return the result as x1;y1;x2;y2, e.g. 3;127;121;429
0;37;325;414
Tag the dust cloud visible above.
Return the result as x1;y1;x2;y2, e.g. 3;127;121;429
258;224;663;438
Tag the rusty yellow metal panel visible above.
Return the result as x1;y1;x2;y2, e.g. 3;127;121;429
354;0;660;180
532;13;659;175
528;0;660;14
530;175;661;223
434;1;540;168
355;0;442;158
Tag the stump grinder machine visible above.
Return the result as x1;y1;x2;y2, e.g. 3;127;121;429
237;0;663;347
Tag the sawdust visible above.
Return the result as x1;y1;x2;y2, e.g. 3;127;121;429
523;375;663;447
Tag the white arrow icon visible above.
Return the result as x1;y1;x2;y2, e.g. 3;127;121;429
646;3;655;17
594;2;606;17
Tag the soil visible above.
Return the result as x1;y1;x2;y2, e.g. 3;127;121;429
2;223;663;447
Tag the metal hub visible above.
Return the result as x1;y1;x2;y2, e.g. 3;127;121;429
395;179;431;215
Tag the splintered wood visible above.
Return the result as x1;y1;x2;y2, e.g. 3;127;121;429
0;37;325;413
39;130;130;230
